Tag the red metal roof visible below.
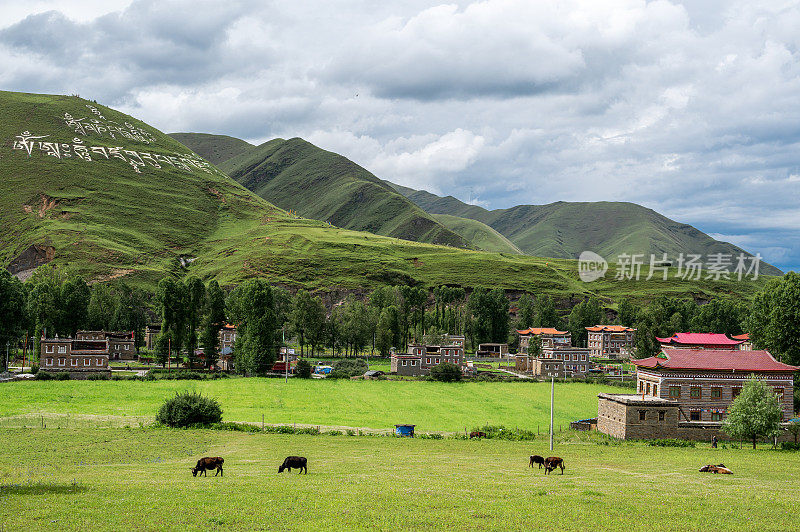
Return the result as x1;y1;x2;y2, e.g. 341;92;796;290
633;349;798;372
656;332;743;346
731;333;750;341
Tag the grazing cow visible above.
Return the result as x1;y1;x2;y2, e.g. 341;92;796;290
278;456;308;474
543;456;565;475
699;464;732;474
192;457;224;477
529;455;545;469
469;431;488;439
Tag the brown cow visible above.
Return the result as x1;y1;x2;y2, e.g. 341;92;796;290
543;456;564;475
192;457;224;477
469;431;487;439
699;464;732;474
529;455;545;469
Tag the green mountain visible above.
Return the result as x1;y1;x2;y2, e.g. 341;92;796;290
211;136;473;249
168;132;254;166
431;214;522;255
389;183;782;276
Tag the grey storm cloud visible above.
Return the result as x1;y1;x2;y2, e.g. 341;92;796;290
1;0;799;271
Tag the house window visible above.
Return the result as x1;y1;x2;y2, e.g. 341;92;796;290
402;360;407;367
638;410;646;421
732;387;742;399
84;358;90;366
639;382;644;392
690;387;701;398
96;358;103;366
58;358;65;366
45;345;54;353
58;346;67;354
411;360;417;366
582;355;586;361
711;387;722;398
711;412;723;421
652;384;658;396
125;344;130;350
46;357;53;366
71;359;77;367
669;386;680;398
646;382;651;395
658;411;665;422
774;388;785;400
690;411;701;421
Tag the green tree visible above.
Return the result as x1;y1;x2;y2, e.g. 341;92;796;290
692;299;746;336
154;278;188;364
200;280;226;368
633;297;699;359
616;299;639;327
87;282;115;330
723;376;783;449
0;271;26;370
290;290;316;356
58;276;90;336
568;298;603;348
515;294;535;331
25;266;64;361
183;277;206;366
376;307;396;356
295;358;312;379
227;279;278;375
746;272;800;365
534;295;561;329
429;362;462;382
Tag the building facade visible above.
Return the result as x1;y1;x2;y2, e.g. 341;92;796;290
517;327;572;353
40;336;110;376
476;343;509;357
515;346;593;378
586;325;636;359
76;330;135;360
391;344;466;376
219;324;237;352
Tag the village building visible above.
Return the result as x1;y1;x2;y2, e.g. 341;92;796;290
76;330;135;360
732;333;753;351
391;344;466;376
657;332;743;350
597;348;797;440
516;327;571;353
476;343;509;358
219;324;237;352
515;346;593;378
586;325;636;359
144;324;161;350
40;335;110;377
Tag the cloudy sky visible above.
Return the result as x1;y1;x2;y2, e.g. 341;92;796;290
2;0;799;271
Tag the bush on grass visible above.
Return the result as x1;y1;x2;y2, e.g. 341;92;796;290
471;425;536;441
155;391;222;428
646;439;696;448
430;362;462;382
780;442;800;451
331;358;368;377
295;359;312;379
35;371;69;381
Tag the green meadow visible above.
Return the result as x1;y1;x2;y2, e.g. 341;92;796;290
1;427;798;531
0;379;608;432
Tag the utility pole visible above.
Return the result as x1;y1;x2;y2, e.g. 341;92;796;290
5;342;8;372
283;326;288;383
549;376;554;452
168;338;171;371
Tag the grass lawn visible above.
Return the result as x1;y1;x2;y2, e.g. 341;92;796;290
0;379;611;432
0;427;798;530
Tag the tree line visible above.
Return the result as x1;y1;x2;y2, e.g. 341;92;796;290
2;265;799;372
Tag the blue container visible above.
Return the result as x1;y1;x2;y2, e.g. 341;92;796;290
395;424;415;437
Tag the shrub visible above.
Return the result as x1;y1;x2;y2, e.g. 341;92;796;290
430;362;462;382
31;364;39;374
295;359;312;379
325;370;352;380
416;432;444;440
208;422;261;433
327;430;343;436
780;442;800;451
155;391;223;428
332;358;368;377
471;425;536;441
646;439;696;448
35;371;69;381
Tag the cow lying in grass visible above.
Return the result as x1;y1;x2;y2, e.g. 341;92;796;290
543;456;565;475
192;457;224;477
469;431;487;439
699;464;733;474
279;456;308;474
529;455;545;469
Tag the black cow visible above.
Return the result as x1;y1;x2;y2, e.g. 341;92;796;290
543;456;564;475
192;456;224;477
470;431;487;439
279;456;308;474
529;455;545;469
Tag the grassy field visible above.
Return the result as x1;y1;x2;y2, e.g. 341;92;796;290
0;379;609;432
0;427;798;530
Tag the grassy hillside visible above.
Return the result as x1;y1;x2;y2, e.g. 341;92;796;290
391;183;782;276
432;213;522;254
218;137;473;248
0;90;769;300
168;132;254;166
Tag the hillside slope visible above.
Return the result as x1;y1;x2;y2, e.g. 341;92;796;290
431;214;522;254
390;183;782;276
168;132;254;166
0;90;768;301
218;138;473;248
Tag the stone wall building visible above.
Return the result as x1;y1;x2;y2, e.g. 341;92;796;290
476;343;509;357
598;348;797;440
40;335;110;377
391;344;466;376
517;327;571;353
76;330;135;360
515;346;593;378
586;325;636;359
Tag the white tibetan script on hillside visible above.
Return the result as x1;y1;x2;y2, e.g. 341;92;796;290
63;105;157;144
11;131;219;175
